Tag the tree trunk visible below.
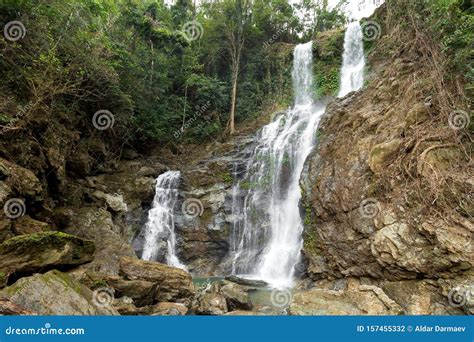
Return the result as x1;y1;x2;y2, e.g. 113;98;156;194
229;63;239;135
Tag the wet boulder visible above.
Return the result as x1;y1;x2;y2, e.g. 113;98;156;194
119;257;194;303
194;292;228;315
219;281;252;310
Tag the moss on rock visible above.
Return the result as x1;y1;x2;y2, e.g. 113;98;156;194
0;231;95;286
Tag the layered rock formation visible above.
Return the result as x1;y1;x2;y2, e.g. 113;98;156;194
299;6;473;315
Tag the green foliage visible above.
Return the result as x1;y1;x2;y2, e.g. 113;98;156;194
295;0;348;41
0;0;350;146
1;0;311;145
312;28;345;98
220;172;234;185
314;64;340;98
426;0;474;88
386;0;473;96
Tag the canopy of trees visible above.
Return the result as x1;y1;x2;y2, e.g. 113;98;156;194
0;0;348;145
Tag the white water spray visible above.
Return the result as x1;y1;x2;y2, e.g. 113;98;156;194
338;21;365;97
231;42;326;288
141;171;186;270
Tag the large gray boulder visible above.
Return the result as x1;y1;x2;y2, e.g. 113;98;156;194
0;270;118;315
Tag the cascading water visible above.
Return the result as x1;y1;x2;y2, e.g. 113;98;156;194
141;170;186;270
338;21;365;97
230;42;326;288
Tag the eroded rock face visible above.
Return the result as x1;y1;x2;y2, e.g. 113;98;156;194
220;281;252;310
289;279;402;315
119;257;194;303
300;55;472;285
0;158;43;199
0;270;117;315
0;231;95;286
298;10;472;316
60;207;136;276
289;287;401;315
105;276;157;307
194;292;228;315
0;298;37;315
132;134;257;275
146;302;188;316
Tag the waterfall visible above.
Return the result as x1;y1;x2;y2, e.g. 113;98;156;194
231;42;326;288
338;21;365;97
141;170;186;270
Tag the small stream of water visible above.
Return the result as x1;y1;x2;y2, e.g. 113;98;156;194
141;170;186;270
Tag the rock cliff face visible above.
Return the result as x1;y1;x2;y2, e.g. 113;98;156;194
174;135;256;274
299;6;473;314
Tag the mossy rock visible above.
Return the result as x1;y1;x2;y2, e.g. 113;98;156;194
405;103;430;127
368;139;403;174
0;231;95;286
0;270;117;315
